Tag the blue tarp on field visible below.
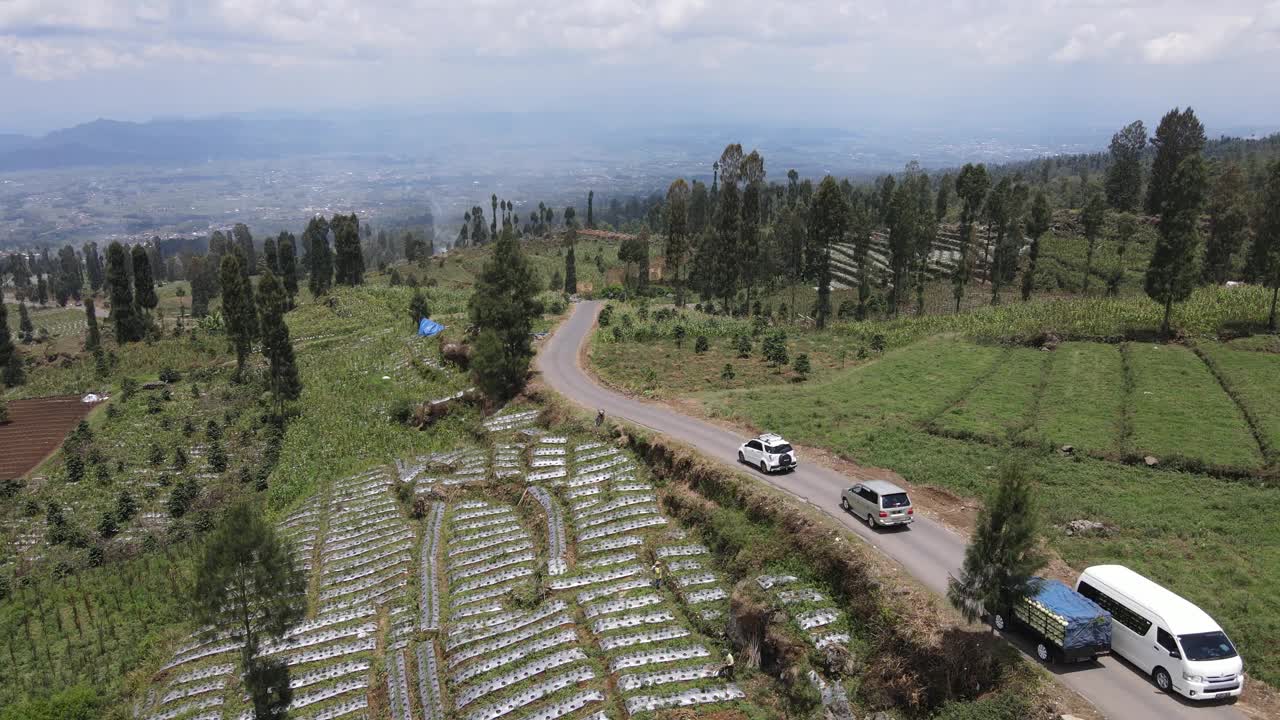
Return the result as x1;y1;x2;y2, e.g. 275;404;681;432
1027;577;1112;650
417;318;445;337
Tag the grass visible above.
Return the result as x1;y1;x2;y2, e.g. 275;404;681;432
1126;343;1262;469
1033;342;1126;454
934;347;1045;439
1198;343;1280;461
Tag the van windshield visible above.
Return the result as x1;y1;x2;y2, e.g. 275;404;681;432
766;444;793;455
881;492;911;508
1178;631;1238;661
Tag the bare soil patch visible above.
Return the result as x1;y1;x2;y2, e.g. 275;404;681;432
0;395;104;478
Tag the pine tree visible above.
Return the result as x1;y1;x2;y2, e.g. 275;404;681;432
233;223;257;277
1022;192;1052;301
954;163;990;311
1145;154;1208;335
256;270;302;417
808;176;849;329
409;289;430;325
1202;164;1250;285
106;242;143;342
17;302;33;342
1081;193;1107;294
277;234;299;306
132;244;159;312
587;190;595;229
1146;108;1206;217
0;293;23;387
564;236;578;295
468;227;544;400
220;252;259;380
36;273;48;306
263;236;280;275
1249;160;1280;330
194;501;305;716
664;179;691;306
83;242;104;292
331;213;364;286
710;181;741;312
304;217;333;296
85;298;101;351
1105;120;1147;212
947;460;1046;622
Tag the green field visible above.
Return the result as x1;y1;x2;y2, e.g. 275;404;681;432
1200;343;1280;459
1127;343;1262;469
934;347;1044;439
1033;342;1126;453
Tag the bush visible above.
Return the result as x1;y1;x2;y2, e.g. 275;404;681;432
97;512;118;539
721;363;735;382
793;353;811;381
763;329;789;367
65;453;85;483
148;444;164;467
389;397;414;426
207;439;227;473
735;335;751;358
158;367;182;383
931;692;1030;720
598;304;615;327
695;335;709;353
673;325;687;348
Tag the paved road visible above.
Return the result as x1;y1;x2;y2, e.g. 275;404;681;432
536;300;1242;720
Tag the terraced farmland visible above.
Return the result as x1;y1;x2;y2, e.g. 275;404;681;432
827;225;1027;290
139;408;767;720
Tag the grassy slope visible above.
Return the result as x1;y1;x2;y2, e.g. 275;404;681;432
935;347;1046;438
1033;342;1126;454
1200;343;1280;458
1127;343;1262;469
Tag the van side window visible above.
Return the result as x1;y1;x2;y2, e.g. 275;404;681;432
1078;581;1153;636
1156;628;1180;656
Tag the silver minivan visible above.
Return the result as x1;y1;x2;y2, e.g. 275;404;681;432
841;479;914;528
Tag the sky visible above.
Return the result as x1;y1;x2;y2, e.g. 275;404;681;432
1;0;1279;136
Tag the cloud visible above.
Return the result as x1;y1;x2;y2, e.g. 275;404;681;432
1052;24;1127;63
0;36;138;80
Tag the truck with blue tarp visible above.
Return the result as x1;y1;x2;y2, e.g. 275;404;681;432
992;577;1112;664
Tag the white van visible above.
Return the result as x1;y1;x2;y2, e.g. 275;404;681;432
1076;565;1243;700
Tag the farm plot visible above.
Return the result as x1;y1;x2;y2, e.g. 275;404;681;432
1032;342;1126;454
1127;343;1262;470
934;347;1045;439
0;395;101;478
139;415;766;720
1199;343;1280;460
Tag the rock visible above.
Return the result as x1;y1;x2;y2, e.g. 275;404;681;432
1059;445;1074;455
1065;519;1108;537
1144;455;1159;467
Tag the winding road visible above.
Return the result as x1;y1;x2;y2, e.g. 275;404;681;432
536;300;1243;720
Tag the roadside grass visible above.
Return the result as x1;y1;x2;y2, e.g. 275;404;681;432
1032;342;1126;454
934;347;1046;439
1127;343;1262;470
1198;343;1280;462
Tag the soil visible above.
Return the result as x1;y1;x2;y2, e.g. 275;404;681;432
0;395;105;479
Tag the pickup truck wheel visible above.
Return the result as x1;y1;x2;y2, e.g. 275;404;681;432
759;461;768;473
840;497;850;512
1036;643;1051;663
992;613;1006;631
1153;667;1172;693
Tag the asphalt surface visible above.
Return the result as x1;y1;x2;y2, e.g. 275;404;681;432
536;300;1243;720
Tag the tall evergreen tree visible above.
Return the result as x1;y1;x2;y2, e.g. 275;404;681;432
233;223;257;277
194;501;305;720
664;179;691;306
468;228;543;400
132;244;159;312
709;181;741;312
256;270;302;417
331;213;364;286
1105;120;1147;212
1146;154;1208;335
689;180;710;236
564;232;578;295
1146;108;1206;216
740;178;764;310
18;302;33;342
1022;191;1052;301
1202;164;1250;285
306;217;334;296
220;252;259;380
953;163;990;311
85;298;101;351
262;236;279;275
587;190;595;229
36;273;48;306
278;234;299;306
57;245;83;305
1081;193;1108;294
106;242;143;342
0;293;23;387
947;460;1046;622
808;176;850;329
1249;160;1280;330
83;242;103;293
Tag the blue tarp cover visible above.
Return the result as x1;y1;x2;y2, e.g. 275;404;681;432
418;318;445;337
1026;577;1112;650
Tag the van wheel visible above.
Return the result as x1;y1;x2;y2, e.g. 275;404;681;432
992;613;1006;631
840;497;850;512
1153;667;1172;693
1035;643;1051;663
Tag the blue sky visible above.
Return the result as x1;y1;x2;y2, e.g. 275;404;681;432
1;0;1279;135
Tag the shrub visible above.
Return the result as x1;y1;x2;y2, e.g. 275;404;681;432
721;363;736;382
115;490;137;521
598;304;615;326
173;446;188;470
65;453;85;483
673;325;686;348
793;353;811;381
207;439;227;473
735;334;751;358
94;464;111;486
120;377;138;399
97;512;118;539
148;444;164;466
751;315;768;337
763;329;789;367
695;335;709;353
206;419;222;440
158;367;182;383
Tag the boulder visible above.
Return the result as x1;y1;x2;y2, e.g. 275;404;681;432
1144;455;1159;467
